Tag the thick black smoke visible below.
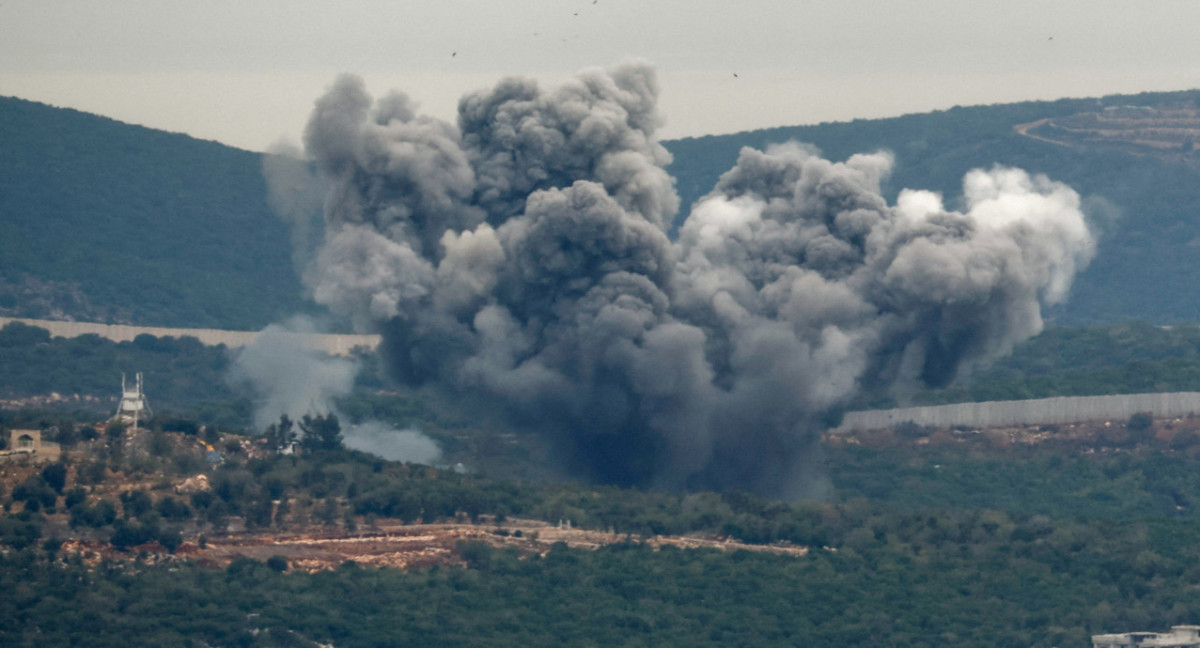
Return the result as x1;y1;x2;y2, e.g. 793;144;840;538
298;61;1095;496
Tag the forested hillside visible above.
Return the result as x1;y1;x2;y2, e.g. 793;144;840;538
4;409;1200;647
0;96;308;328
11;90;1200;648
5;90;1200;328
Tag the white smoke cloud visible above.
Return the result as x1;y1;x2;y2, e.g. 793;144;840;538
342;421;442;465
226;316;359;431
227;316;443;465
290;61;1096;496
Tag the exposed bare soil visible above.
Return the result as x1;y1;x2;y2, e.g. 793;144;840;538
55;518;809;573
1013;103;1200;165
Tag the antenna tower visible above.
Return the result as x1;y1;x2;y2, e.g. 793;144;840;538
112;372;152;429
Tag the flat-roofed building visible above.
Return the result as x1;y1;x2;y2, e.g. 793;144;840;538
1;429;61;464
1095;626;1200;648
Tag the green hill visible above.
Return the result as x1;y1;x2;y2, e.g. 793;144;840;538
0;96;308;329
6;90;1200;328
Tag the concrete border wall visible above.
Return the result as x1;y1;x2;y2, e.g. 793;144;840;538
0;317;380;357
837;392;1200;432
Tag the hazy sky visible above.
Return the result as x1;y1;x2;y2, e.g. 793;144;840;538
2;0;1199;152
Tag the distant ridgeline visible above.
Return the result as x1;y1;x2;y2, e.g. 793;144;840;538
5;90;1200;328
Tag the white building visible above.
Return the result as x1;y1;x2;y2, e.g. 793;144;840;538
0;429;61;464
1094;626;1200;648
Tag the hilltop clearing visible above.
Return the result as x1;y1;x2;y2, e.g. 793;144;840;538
1014;103;1200;165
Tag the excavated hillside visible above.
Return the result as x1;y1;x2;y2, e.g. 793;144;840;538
1014;103;1200;164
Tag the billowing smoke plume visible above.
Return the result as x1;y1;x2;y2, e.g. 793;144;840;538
298;61;1095;496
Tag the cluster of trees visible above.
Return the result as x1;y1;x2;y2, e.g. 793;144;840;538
0;322;243;420
3;406;1200;645
9;463;65;512
5;499;1200;647
107;488;183;552
261;413;343;453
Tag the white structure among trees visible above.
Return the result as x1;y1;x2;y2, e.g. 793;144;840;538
1094;626;1200;648
112;372;151;429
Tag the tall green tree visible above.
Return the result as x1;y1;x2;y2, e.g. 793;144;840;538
262;414;296;451
300;414;343;452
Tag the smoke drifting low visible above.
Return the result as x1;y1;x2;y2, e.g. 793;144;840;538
228;317;442;465
227;318;358;432
342;421;442;466
295;61;1095;496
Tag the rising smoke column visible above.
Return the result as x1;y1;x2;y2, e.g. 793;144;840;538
303;62;709;488
299;62;1095;496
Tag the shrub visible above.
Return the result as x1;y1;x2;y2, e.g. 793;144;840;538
40;463;67;494
266;555;288;572
70;500;117;528
13;476;57;511
1128;412;1154;431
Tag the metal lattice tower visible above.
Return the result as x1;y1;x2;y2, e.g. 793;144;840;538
112;372;151;430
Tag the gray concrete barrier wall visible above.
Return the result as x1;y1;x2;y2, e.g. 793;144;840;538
837;392;1200;432
0;317;380;357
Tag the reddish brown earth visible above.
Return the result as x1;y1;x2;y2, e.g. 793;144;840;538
56;518;808;573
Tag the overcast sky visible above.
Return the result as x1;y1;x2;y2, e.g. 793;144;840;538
2;0;1199;152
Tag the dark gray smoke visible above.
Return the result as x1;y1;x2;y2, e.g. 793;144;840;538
298;61;1095;496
